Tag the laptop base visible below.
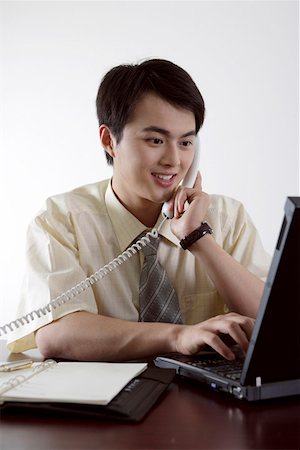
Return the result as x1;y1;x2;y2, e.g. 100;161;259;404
155;354;300;401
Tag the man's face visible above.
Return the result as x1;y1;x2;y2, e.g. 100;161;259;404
110;93;196;218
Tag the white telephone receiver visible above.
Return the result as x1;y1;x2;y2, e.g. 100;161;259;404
161;137;200;219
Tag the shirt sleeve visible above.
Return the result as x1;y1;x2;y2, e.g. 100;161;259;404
6;198;98;353
212;196;271;281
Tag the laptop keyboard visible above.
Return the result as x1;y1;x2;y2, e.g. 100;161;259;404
177;353;244;381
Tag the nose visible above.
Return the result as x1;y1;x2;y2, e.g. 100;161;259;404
160;142;180;167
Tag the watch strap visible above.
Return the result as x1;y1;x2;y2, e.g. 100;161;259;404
180;222;213;250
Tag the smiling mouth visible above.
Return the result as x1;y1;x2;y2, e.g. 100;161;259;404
152;173;176;181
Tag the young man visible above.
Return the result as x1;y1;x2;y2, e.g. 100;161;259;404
7;59;270;361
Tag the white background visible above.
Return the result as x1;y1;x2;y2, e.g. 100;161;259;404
0;0;299;326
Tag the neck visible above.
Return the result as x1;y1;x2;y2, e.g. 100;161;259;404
133;207;161;228
111;185;161;228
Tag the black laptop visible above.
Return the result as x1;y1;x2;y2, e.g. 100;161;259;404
155;197;300;401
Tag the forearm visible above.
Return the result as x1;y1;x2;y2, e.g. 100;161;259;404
36;308;256;362
189;235;264;318
36;311;179;361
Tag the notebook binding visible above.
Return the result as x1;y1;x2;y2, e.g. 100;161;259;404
0;359;56;396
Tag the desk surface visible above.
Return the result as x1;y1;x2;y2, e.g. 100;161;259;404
1;342;299;450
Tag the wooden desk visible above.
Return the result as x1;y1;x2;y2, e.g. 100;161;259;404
1;342;299;450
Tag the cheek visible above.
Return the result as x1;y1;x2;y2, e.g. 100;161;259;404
130;148;154;171
184;151;196;170
116;151;146;186
115;142;155;181
115;147;137;169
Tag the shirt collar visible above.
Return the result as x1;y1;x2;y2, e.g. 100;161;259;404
105;179;179;251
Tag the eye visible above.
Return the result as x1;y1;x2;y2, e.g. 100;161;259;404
180;140;193;148
147;138;164;145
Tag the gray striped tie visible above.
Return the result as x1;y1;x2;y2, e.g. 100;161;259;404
139;234;182;324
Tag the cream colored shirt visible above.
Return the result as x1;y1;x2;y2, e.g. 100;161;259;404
7;179;270;352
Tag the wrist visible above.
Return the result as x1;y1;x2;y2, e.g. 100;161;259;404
188;232;215;253
170;323;186;353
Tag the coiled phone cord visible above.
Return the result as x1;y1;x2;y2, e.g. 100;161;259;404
0;219;167;337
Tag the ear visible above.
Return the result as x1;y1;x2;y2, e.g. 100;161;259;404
99;125;117;159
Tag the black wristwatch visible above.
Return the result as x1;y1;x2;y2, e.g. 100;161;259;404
180;222;213;250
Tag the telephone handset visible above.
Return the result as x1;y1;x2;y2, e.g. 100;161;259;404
161;138;200;219
0;138;200;337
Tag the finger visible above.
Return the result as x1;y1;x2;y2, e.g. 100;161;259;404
240;318;255;340
162;188;178;218
225;313;255;341
223;324;249;355
205;333;236;360
174;187;197;217
177;174;202;211
175;188;188;217
214;318;250;355
193;171;202;190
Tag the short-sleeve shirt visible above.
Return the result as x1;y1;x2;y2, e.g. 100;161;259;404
6;179;270;352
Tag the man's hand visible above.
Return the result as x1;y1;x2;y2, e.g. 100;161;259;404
167;172;210;240
174;313;255;360
164;171;264;319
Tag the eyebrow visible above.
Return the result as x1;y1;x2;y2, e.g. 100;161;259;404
141;126;196;138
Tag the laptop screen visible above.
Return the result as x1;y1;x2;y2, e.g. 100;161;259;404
241;197;300;385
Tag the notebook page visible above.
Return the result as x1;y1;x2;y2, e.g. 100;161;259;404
1;362;147;405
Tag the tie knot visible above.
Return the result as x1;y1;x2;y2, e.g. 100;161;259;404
141;234;160;257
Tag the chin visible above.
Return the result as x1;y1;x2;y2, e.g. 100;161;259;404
141;184;175;206
148;193;171;206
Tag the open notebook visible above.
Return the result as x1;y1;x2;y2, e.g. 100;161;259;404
0;360;147;405
0;360;175;421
